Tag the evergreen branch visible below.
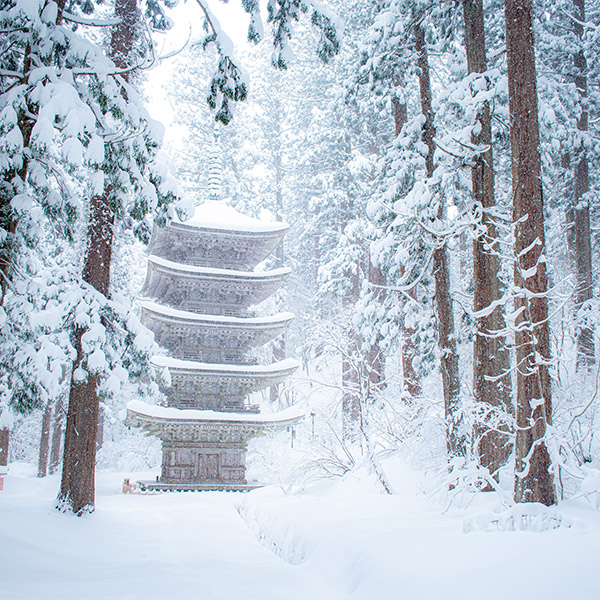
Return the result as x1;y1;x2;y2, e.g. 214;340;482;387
62;12;122;27
568;362;600;430
371;249;434;302
559;8;595;31
194;0;219;40
0;69;22;78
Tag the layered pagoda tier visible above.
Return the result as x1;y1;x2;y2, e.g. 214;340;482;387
142;256;291;316
149;222;288;271
127;401;302;490
126;201;299;490
148;200;288;271
140;301;294;364
151;356;299;412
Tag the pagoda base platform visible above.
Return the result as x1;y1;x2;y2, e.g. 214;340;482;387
124;402;303;494
129;479;262;493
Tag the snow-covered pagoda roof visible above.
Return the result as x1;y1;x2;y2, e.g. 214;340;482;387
127;399;303;425
147;255;291;280
124;400;304;444
148;202;289;271
140;302;294;365
152;355;298;378
140;301;294;326
142;256;291;315
151;356;299;406
176;201;289;233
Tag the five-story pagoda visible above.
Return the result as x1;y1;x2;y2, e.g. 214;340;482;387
125;201;300;491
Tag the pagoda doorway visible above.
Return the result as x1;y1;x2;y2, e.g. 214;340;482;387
197;453;219;482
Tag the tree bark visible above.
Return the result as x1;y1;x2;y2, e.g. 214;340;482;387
462;0;513;478
414;22;463;458
0;427;8;467
59;193;115;514
392;93;407;138
566;0;595;369
37;401;53;477
96;405;105;451
58;0;136;514
342;354;361;442
392;92;421;398
342;257;363;441
367;258;386;391
505;0;555;505
49;395;64;474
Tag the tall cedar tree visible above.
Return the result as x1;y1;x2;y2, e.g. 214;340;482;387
342;216;362;441
366;259;387;392
38;400;53;477
0;427;7;467
462;0;513;477
504;0;555;505
0;0;68;474
59;0;138;515
414;21;464;458
566;0;595;368
391;93;421;397
38;394;64;477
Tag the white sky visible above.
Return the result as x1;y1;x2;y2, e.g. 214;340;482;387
145;0;253;143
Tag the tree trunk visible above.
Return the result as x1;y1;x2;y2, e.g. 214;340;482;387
49;396;64;474
566;0;595;369
59;193;115;514
414;22;464;458
342;267;363;441
392;93;407;137
58;0;136;514
505;0;555;505
392;92;421;398
96;405;105;451
60;339;100;513
367;258;386;391
366;99;386;392
37;401;53;477
361;96;390;396
462;0;513;478
0;427;8;467
342;354;361;442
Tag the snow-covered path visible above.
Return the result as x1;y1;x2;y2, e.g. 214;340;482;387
0;469;340;600
2;465;600;600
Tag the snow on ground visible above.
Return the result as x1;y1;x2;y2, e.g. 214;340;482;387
240;466;600;600
2;461;600;600
0;466;338;600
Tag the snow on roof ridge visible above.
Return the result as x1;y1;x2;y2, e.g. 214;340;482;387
176;201;289;233
140;301;294;325
148;255;291;278
126;399;304;424
151;356;299;374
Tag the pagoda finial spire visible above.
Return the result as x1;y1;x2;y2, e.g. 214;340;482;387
207;130;223;202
